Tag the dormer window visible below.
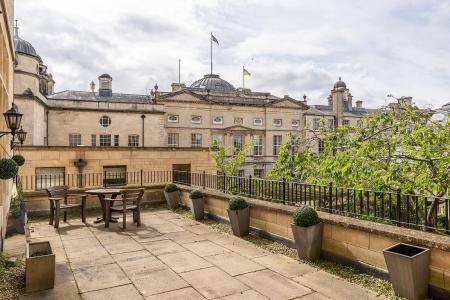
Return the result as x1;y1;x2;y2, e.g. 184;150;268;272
191;116;202;124
168;115;179;123
213;116;223;125
253;118;263;126
99;116;111;127
292;120;300;127
273;119;282;127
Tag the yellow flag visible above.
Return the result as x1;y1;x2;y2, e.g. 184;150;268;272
243;68;251;76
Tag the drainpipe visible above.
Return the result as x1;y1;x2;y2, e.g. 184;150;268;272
46;110;49;145
141;115;146;147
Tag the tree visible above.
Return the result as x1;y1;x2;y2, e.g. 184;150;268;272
210;140;251;176
269;105;450;225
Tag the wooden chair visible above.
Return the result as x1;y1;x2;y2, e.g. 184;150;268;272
46;185;87;228
104;188;144;229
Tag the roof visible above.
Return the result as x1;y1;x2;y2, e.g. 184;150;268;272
304;104;375;116
14;27;38;57
190;74;235;92
48;90;154;104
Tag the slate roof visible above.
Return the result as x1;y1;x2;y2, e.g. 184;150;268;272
47;90;154;104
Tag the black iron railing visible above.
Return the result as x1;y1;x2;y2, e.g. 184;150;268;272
21;169;449;233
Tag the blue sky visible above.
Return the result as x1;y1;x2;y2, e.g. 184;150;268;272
15;0;450;108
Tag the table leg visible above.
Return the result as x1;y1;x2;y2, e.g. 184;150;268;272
94;194;119;224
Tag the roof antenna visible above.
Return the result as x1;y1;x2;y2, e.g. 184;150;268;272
14;20;19;37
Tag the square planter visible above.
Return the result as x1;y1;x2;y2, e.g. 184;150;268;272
291;222;323;261
383;243;430;300
227;206;249;237
26;241;55;293
189;197;205;220
164;190;180;209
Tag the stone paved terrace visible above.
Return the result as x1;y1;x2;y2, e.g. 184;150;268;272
21;209;388;300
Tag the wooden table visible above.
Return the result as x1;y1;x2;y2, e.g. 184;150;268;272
85;188;123;223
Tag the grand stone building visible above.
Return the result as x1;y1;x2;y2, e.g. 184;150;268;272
0;0;15;250
14;25;380;177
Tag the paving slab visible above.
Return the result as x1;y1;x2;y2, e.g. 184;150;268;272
142;239;186;256
202;232;237;245
164;231;206;244
158;250;212;273
150;223;186;234
100;236;144;254
128;229;166;243
237;269;311;300
205;252;265;276
81;284;144;300
145;287;205;300
222;240;269;259
253;254;316;278
73;263;130;293
112;250;166;278
220;289;268;300
132;268;189;297
300;292;331;299
183;240;230;257
293;271;379;300
183;224;212;235
180;267;248;299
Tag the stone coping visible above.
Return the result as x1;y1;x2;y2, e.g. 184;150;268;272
19;145;210;151
179;186;450;252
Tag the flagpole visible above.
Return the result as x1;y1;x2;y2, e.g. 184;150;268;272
178;59;181;84
210;32;213;74
242;66;245;89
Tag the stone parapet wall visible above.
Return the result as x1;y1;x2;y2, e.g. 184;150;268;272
178;187;450;295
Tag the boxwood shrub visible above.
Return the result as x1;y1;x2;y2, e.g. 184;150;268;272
292;206;320;227
0;159;18;180
165;183;178;193
11;155;25;167
189;190;204;199
229;196;248;210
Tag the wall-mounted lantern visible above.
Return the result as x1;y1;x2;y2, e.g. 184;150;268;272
0;103;27;149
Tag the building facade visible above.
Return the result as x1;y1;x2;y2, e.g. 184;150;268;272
0;0;15;249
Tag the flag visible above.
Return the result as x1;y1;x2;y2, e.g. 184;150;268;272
211;33;219;45
243;67;251;76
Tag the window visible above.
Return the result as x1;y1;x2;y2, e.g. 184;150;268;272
100;134;111;146
99;115;111;127
273;119;282;127
234;117;243;124
233;135;244;153
343;119;350;126
128;135;139;147
168;133;179;146
69;134;81;146
191;115;202;124
292;120;300;127
91;134;96;146
168;115;179;123
212;134;223;144
191;133;202;147
327;119;335;130
114;135;119;146
213;116;223;125
253;118;263;126
103;166;126;186
35;167;65;190
273;135;282;155
318;139;325;153
253;135;263;156
237;170;245;177
313;118;320;130
254;169;264;178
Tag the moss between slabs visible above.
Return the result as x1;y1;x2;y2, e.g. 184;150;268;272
170;206;404;300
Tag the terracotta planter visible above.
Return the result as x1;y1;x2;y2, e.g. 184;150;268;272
164;190;180;209
291;222;323;261
383;243;430;300
26;241;55;293
189;197;205;220
227;206;250;237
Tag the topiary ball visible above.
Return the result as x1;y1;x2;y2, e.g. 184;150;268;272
229;196;248;210
12;154;25;166
189;190;204;199
0;159;19;180
292;206;320;227
165;183;178;193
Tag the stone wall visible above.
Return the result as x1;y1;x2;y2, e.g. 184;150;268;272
179;187;450;296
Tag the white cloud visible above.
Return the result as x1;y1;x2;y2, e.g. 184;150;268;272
15;0;450;108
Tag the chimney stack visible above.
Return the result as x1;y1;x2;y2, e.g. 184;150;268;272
356;100;363;108
98;74;112;97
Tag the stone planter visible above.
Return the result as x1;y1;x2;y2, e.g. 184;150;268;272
189;197;205;220
291;222;323;261
26;241;55;293
227;206;250;237
164;190;180;209
383;243;430;300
